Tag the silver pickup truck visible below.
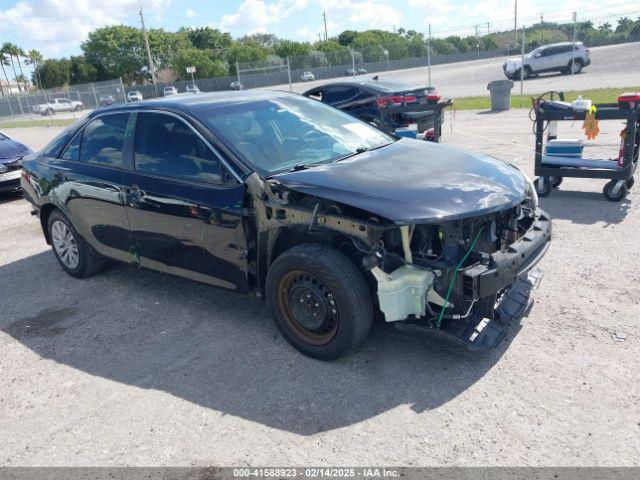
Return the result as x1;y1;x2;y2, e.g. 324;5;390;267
32;98;84;116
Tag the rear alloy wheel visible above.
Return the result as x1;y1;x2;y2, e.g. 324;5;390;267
48;210;105;278
569;59;583;74
266;243;373;360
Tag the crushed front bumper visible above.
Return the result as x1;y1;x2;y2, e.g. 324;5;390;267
426;208;551;350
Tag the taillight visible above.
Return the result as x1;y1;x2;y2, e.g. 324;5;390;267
377;94;417;107
426;91;442;102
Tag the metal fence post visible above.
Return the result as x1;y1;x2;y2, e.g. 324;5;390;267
119;77;127;103
91;82;99;107
236;62;241;86
520;24;525;108
351;49;356;76
286;57;292;91
427;24;432;86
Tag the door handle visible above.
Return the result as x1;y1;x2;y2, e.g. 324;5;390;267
126;185;144;205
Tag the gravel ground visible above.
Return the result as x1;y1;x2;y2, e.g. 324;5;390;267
1;110;639;466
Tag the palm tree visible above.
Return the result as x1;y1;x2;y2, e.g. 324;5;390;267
598;22;612;34
616;17;633;33
1;43;23;93
25;49;43;90
0;53;12;97
16;48;31;92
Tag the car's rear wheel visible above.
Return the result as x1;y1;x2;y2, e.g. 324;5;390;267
569;59;583;74
266;243;373;360
48;210;105;278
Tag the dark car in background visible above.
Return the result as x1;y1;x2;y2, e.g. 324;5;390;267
20;91;550;359
303;79;449;141
0;130;31;193
99;94;116;106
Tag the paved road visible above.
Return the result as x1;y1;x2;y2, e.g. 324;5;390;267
282;42;640;98
1;113;639;466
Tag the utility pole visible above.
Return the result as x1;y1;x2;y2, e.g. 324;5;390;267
540;14;544;43
487;22;491;35
474;24;480;58
322;10;328;41
139;8;157;92
514;0;518;47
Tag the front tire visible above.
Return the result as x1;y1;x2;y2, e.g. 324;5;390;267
569;59;583;74
266;243;373;360
48;210;105;278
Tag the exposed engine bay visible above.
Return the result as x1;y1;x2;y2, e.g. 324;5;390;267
246;172;551;350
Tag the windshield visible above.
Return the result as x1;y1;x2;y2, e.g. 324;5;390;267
196;95;395;175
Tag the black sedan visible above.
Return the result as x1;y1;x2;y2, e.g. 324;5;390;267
303;78;451;141
0;130;31;193
21;91;550;359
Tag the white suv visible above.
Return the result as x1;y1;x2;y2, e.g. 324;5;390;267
503;42;591;80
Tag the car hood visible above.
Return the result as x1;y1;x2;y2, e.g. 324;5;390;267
0;138;31;163
272;139;527;224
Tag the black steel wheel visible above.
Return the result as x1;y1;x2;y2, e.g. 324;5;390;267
603;180;628;202
266;243;373;360
534;177;552;197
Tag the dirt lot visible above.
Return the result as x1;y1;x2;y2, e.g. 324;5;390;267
1;110;639;466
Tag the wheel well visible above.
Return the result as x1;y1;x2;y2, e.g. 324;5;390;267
39;204;58;244
270;228;357;268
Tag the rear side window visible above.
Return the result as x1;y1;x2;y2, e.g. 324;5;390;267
134;112;221;184
79;113;130;168
323;86;359;104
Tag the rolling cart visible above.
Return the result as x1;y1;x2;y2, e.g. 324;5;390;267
383;97;454;143
533;93;639;202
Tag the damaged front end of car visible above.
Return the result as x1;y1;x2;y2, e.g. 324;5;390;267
246;170;551;351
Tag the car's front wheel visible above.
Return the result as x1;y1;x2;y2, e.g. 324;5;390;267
48;210;105;278
266;243;373;360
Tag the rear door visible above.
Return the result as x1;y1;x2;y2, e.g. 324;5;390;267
53;112;135;262
123;111;249;291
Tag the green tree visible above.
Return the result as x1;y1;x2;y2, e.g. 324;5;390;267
225;42;269;74
240;33;278;48
81;25;146;81
273;40;312;59
1;43;24;92
430;38;456;55
38;58;71;88
183;27;232;51
172;48;227;78
616;17;633;33
337;30;358;46
69;56;98;84
598;22;612;34
25;49;44;90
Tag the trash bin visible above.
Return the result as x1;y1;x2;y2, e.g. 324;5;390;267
487;79;514;111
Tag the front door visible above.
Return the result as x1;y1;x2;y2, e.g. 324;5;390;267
124;111;249;291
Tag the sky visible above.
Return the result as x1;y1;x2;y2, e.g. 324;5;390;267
0;0;637;58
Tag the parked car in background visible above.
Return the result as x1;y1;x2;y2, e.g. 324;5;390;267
503;42;591;80
0;130;31;193
163;86;178;96
345;68;358;76
98;94;116;106
357;67;368;74
127;91;143;102
32;98;84;116
230;81;244;90
301;71;315;82
186;83;200;94
303;79;446;141
20;90;550;360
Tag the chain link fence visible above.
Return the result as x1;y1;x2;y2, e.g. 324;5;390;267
1;29;639;121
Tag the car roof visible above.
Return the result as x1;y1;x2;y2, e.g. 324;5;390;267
309;78;428;94
540;41;583;48
91;89;295;116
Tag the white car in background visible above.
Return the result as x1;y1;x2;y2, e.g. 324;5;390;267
301;71;315;82
163;86;178;96
186;83;200;94
127;90;143;102
32;98;84;116
503;42;591;80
